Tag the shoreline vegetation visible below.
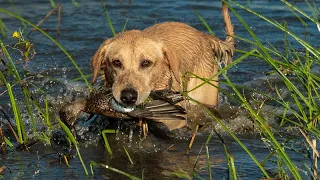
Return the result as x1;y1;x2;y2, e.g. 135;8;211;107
0;0;319;179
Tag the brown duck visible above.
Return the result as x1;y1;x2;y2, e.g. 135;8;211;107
59;87;186;130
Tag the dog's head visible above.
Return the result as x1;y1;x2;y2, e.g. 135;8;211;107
90;30;180;106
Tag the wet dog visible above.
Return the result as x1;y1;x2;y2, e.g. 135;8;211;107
90;2;234;131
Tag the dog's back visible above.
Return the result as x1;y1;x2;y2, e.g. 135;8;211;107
143;2;234;107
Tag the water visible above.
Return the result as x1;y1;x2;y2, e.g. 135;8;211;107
0;0;319;179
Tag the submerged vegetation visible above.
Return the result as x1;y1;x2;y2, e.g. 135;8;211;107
0;0;319;179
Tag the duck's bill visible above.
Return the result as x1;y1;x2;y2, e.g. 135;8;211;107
109;98;136;113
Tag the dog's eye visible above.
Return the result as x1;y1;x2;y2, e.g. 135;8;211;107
112;59;122;67
141;59;152;68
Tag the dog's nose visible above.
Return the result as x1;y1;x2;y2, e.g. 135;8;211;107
120;88;138;105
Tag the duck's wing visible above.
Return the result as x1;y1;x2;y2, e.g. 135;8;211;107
149;90;185;105
127;100;186;120
59;99;87;128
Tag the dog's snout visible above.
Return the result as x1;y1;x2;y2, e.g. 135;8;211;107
120;88;138;105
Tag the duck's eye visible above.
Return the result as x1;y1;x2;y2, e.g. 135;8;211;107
140;59;152;68
112;59;122;67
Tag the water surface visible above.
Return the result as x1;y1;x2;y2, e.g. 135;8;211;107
0;0;319;179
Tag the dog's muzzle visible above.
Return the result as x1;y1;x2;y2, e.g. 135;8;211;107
120;88;138;106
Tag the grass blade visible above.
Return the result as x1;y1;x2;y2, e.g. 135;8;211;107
100;0;116;37
123;145;134;165
194;11;215;36
0;8;92;90
57;117;88;175
96;162;141;180
102;129;116;156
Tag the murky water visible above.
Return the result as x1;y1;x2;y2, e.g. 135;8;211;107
0;0;319;179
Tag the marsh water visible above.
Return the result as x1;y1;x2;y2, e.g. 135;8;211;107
0;0;319;179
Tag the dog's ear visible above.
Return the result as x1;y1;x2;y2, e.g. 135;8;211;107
163;46;181;83
90;39;112;84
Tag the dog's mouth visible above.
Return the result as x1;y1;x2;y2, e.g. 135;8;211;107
109;98;136;113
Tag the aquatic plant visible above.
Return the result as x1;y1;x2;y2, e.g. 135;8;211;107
0;8;92;89
0;5;91;175
227;1;319;179
90;161;141;180
0;19;8;38
178;0;319;179
57;117;88;175
102;129;116;156
0;39;29;144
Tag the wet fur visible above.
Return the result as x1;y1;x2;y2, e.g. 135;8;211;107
90;2;234;130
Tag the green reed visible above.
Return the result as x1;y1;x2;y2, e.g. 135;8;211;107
123;145;134;165
0;6;92;175
195;0;319;178
225;1;301;178
0;8;92;90
101;129;116;156
49;0;79;8
4;137;14;148
194;12;215;36
8;0;26;29
44;95;51;129
185;0;320;179
227;0;320;133
90;161;141;180
49;0;56;8
215;131;237;180
100;0;129;35
0;73;24;144
0;19;8;38
57;117;88;175
0;41;28;144
205;131;214;180
101;0;116;37
168;169;195;180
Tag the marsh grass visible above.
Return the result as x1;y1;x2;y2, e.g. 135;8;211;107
215;130;237;179
0;11;92;173
90;161;141;180
177;0;320;179
101;0;116;37
228;0;320;151
192;0;319;179
57;117;88;175
0;5;91;176
0;44;26;144
101;129;116;156
49;0;79;8
0;3;133;178
0;8;92;89
0;19;8;38
27;4;62;37
123;145;134;165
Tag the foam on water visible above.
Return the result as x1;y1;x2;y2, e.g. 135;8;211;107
1;70;300;145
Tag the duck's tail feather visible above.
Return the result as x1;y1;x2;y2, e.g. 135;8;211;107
128;100;186;120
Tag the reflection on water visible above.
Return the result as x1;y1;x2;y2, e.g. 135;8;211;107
0;0;319;179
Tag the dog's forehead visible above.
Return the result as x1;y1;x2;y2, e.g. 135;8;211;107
134;39;164;59
106;32;164;60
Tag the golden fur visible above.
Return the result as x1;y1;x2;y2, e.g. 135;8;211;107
90;2;234;130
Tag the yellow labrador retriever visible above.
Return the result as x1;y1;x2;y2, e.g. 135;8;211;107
90;2;234;131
